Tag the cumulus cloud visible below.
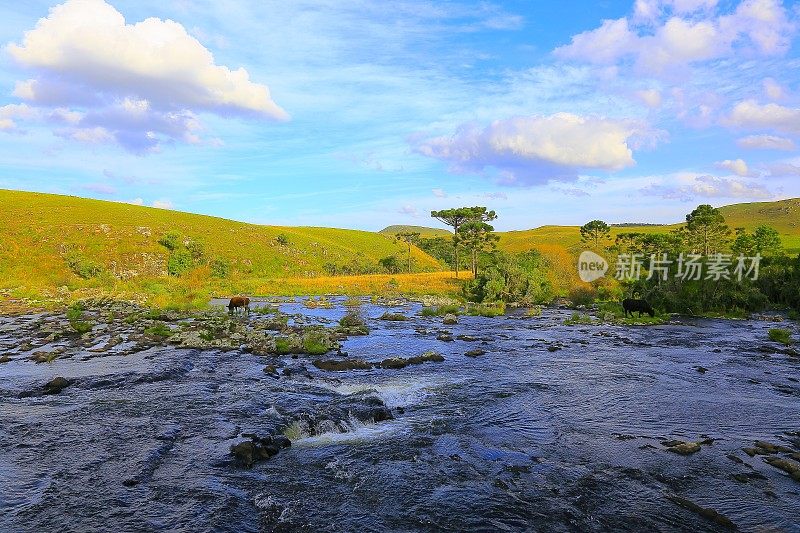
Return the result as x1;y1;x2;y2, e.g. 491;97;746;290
152;199;174;209
555;0;796;75
726;100;800;134
641;172;772;200
398;204;418;216
432;188;447;198
715;158;754;177
413;113;658;185
736;134;796;151
0;104;38;131
5;0;287;152
635;88;663;108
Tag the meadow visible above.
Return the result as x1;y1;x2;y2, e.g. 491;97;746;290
1;189;799;310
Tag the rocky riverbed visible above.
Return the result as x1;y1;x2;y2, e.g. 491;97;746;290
0;297;799;531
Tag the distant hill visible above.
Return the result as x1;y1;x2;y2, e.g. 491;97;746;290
0;190;443;293
498;198;800;254
379;225;452;238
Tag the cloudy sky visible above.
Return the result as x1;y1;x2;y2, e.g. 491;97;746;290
1;0;799;230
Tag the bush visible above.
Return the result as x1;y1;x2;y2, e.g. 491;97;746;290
379;256;402;274
379;312;408;321
158;231;181;251
303;330;332;355
466;302;506;317
339;311;366;328
275;234;290;246
145;323;173;337
186;240;205;263
167;250;193;277
64;251;103;279
66;302;93;334
568;285;596;307
420;304;461;316
210;258;230;279
463;251;552;305
768;328;792;345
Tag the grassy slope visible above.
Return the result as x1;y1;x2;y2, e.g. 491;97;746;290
379;225;452;238
0;190;442;298
496;198;800;254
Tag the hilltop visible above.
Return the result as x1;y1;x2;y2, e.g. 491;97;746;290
0;190;446;307
496;198;800;254
379;225;451;238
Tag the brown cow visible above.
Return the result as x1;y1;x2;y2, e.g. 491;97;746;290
228;296;250;315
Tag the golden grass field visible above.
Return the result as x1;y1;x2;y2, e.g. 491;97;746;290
2;189;798;309
0;189;445;308
496;199;800;255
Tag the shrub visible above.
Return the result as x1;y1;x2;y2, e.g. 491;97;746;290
210;258;230;279
186;240;205;263
167;250;193;277
768;328;792;345
303;330;332;355
568;285;596;307
379;256;402;274
275;234;290;246
64;251;103;279
145;323;173;337
66;302;93;334
158;231;181;251
466;302;506;317
420;304;461;316
339;311;366;328
274;337;292;354
379;312;408;321
525;306;542;317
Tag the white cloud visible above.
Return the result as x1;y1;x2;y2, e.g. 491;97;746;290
642;172;772;200
0;104;38;131
555;0;796;75
726;99;800;134
766;163;800;176
127;198;144;206
763;77;788;100
635;88;663;107
398;204;418;216
432;188;447;198
715;158;754;177
736;134;795;151
5;0;287;152
413;113;658;185
152;199;174;209
554;18;636;65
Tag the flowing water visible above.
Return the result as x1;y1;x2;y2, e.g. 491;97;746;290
1;300;799;532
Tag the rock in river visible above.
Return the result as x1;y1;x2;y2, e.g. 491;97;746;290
44;376;73;395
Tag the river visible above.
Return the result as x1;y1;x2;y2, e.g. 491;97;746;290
1;299;798;532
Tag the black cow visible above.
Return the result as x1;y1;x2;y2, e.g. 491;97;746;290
622;298;655;318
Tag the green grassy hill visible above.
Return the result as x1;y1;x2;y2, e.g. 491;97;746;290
0;190;443;301
379;225;452;238
495;198;800;254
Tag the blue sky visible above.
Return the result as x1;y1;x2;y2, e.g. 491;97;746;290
1;0;799;231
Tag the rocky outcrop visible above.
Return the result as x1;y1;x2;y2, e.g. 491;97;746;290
230;433;291;468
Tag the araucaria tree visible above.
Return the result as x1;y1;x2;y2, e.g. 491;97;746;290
431;207;497;277
682;204;730;255
395;231;420;273
458;221;499;277
580;220;611;248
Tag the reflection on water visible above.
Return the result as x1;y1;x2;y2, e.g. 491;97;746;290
1;300;799;532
